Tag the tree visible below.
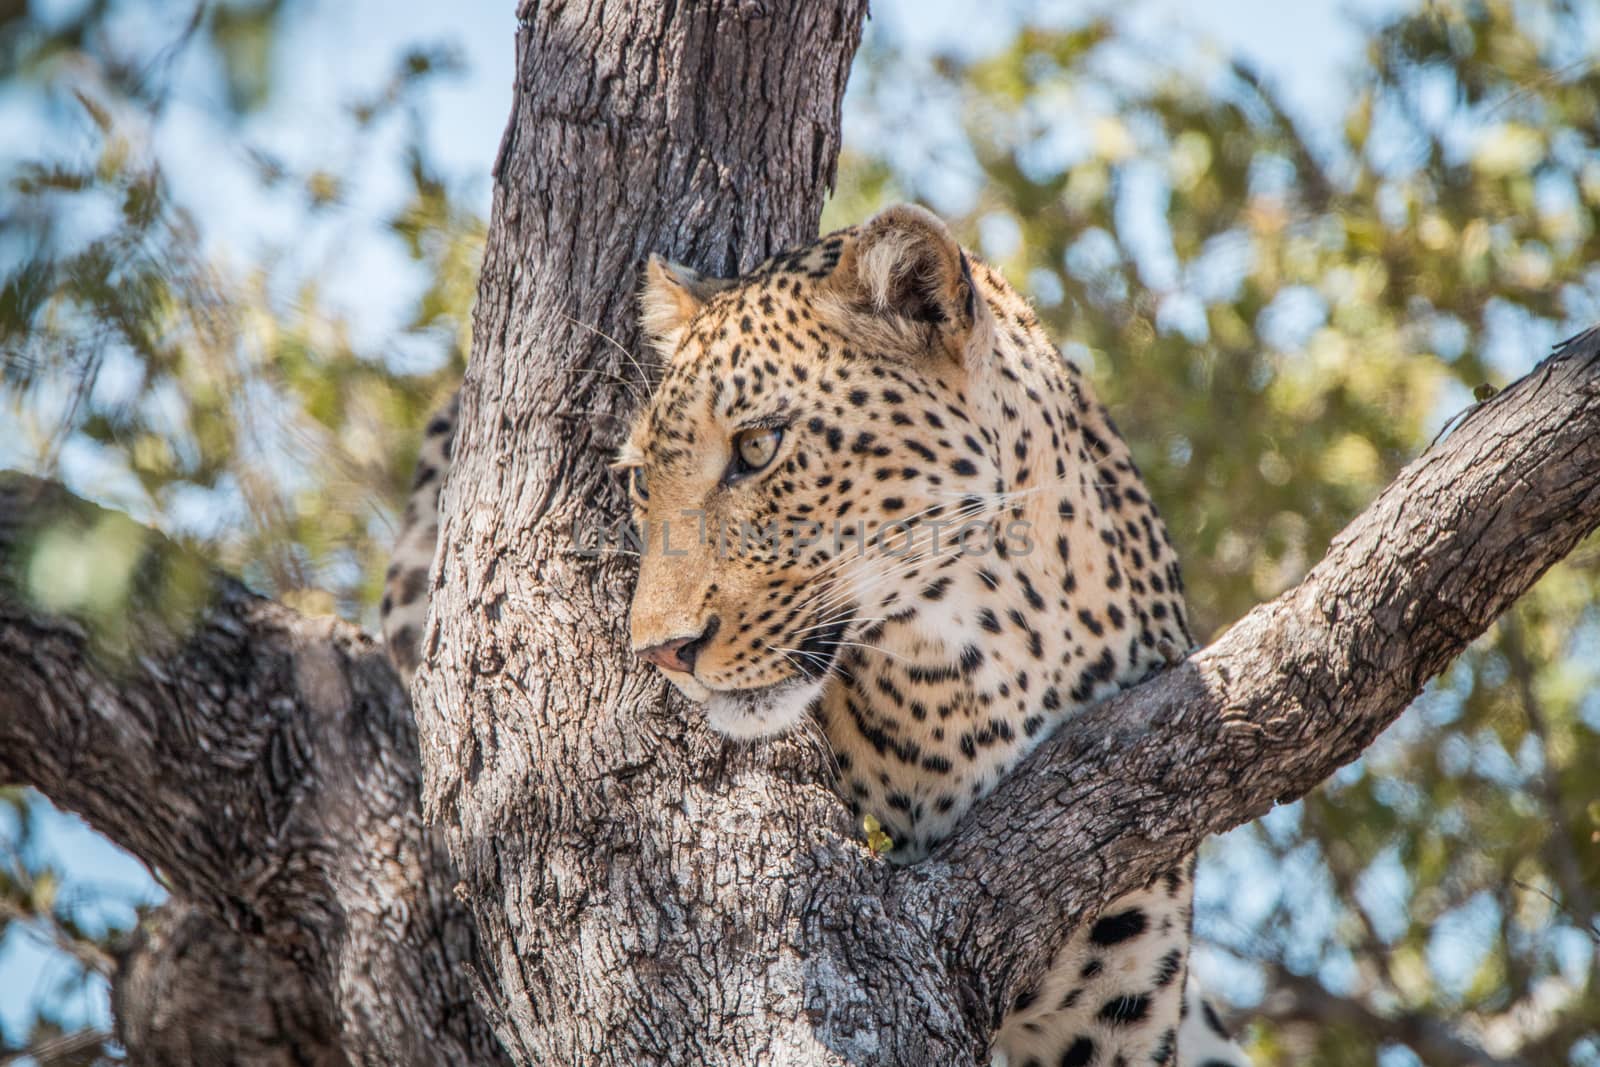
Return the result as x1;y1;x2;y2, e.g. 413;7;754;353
2;1;1597;1064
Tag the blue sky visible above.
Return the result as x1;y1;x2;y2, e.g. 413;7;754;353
0;0;1412;1051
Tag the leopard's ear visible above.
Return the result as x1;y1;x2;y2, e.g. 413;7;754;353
639;255;733;350
831;204;991;359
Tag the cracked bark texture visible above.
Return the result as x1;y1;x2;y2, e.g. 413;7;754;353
112;902;348;1067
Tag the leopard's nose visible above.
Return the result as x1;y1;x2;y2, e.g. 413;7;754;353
636;617;719;674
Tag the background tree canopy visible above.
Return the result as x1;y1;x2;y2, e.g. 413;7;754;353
1;1;1595;1063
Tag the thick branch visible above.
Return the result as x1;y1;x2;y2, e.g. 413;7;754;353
903;330;1600;1014
112;901;347;1067
0;475;507;1066
0;1028;112;1066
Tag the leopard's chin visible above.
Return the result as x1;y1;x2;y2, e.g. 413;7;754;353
703;676;828;740
658;665;827;739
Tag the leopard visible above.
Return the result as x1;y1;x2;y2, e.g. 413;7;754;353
382;204;1252;1067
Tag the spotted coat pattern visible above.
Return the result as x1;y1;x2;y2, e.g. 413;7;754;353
382;206;1252;1067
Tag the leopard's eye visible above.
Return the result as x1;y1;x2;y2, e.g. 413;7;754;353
731;426;782;477
630;466;649;503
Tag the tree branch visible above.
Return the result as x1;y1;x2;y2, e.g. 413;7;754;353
0;1027;112;1066
112;900;347;1066
0;476;507;1066
11;1;1577;1057
899;328;1600;1017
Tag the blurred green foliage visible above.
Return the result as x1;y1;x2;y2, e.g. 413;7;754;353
0;2;478;620
1;0;1597;1064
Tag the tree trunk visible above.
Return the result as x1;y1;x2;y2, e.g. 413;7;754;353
3;1;1600;1063
412;3;903;1060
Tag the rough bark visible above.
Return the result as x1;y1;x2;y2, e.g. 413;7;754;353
0;477;508;1066
112;902;348;1067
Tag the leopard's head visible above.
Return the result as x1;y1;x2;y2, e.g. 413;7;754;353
620;205;1002;738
